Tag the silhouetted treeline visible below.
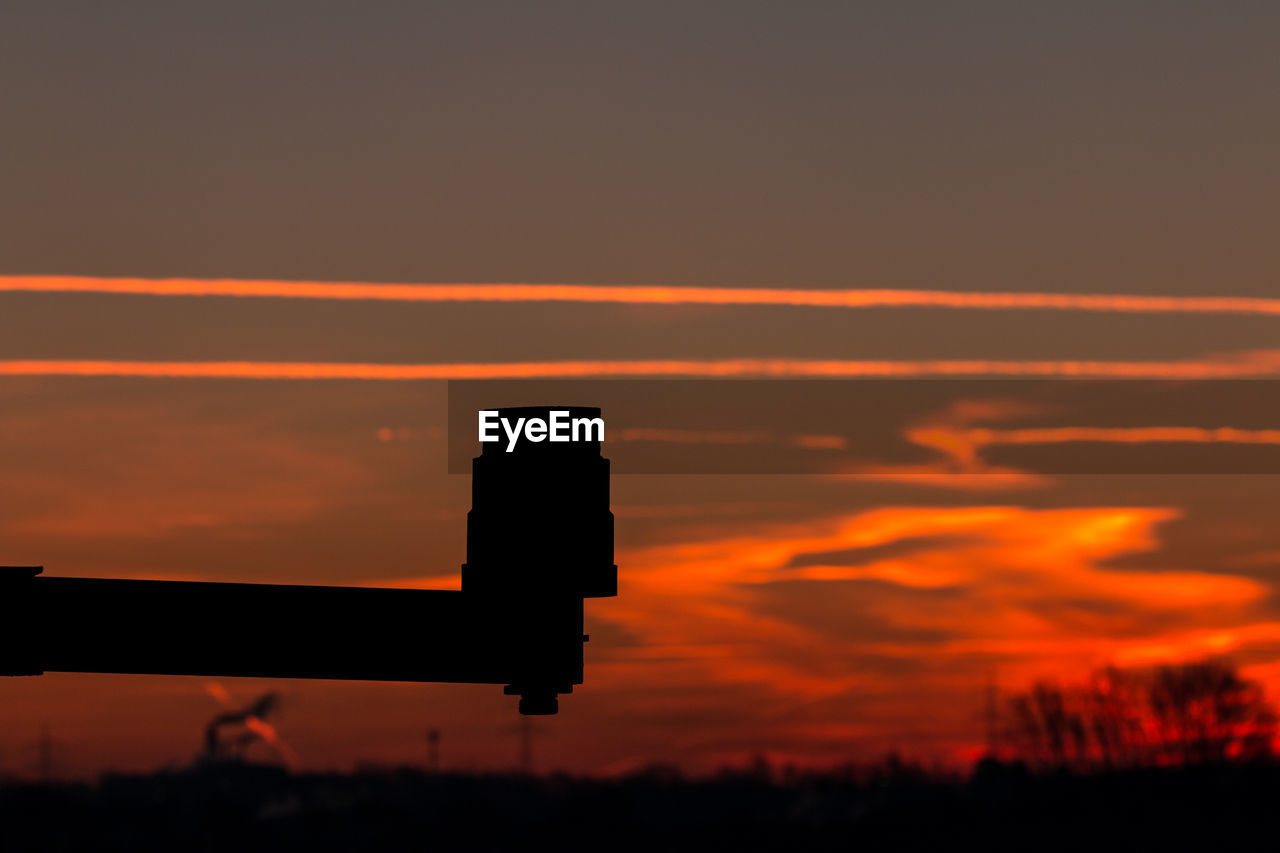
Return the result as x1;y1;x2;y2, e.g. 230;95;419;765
2;758;1276;852
1001;658;1276;770
4;659;1278;851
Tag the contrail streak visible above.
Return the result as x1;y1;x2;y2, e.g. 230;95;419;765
4;275;1280;316
2;352;1279;379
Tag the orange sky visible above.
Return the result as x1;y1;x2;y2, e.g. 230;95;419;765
3;302;1280;776
3;2;1279;779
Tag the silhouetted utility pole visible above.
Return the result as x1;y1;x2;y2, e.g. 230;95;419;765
17;724;60;782
426;729;440;772
984;670;1000;757
37;722;53;782
520;715;533;774
1;406;616;717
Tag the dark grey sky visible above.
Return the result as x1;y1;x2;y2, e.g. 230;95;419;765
3;2;1277;293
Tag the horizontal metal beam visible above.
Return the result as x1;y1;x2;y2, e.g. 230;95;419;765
1;568;583;690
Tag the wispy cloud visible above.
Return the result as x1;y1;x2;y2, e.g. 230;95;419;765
913;426;1280;469
584;504;1276;763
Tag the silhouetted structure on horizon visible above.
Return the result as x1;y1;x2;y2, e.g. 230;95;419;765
0;405;616;716
204;692;283;763
4;757;1278;852
425;729;440;773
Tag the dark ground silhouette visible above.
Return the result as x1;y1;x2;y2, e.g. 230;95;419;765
0;757;1274;852
3;661;1276;851
0;661;1274;851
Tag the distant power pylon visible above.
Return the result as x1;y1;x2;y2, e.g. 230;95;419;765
984;670;1001;757
505;715;541;774
426;728;441;772
38;723;53;781
22;722;61;782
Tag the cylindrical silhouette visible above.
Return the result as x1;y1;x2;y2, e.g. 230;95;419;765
464;405;616;599
462;406;616;713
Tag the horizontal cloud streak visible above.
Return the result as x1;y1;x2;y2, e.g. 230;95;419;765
5;276;1280;316
4;352;1280;379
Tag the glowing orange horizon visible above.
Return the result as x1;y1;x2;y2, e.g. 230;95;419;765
5;275;1280;316
3;351;1280;380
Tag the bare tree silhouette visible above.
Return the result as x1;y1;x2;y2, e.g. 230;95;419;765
1147;661;1276;765
1002;659;1276;770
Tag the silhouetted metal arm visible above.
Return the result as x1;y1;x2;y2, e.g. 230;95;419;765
1;406;616;715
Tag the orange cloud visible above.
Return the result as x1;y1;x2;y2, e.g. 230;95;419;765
614;427;774;444
901;405;1280;476
611;428;849;450
0;395;375;541
844;398;1280;486
915;426;1280;467
575;504;1276;765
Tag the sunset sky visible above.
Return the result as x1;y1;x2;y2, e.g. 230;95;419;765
2;2;1279;777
